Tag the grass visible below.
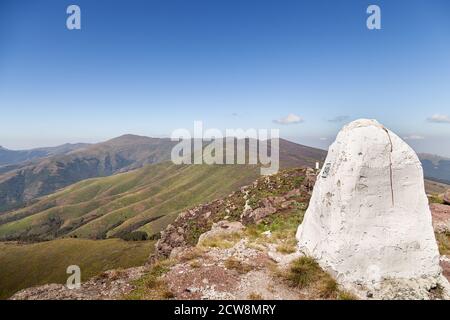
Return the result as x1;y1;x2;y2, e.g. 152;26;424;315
245;210;304;246
125;259;175;300
224;257;253;274
248;292;264;300
0;162;259;241
197;232;243;249
276;241;297;254
428;194;444;204
283;257;341;299
0;238;155;299
436;232;450;255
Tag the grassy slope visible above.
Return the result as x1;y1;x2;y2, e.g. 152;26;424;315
0;238;155;299
0;162;259;241
424;179;449;195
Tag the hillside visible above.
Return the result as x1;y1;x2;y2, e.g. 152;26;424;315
0;143;89;166
0;136;326;213
0;135;177;212
0;163;260;241
0;137;326;240
419;153;450;185
4;166;450;300
0;238;154;299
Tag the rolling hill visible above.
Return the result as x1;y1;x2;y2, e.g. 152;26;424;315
0;136;326;213
0;138;327;242
0;135;177;212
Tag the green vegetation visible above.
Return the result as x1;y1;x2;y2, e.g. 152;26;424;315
437;232;450;255
282;256;358;300
126;259;175;300
0;238;155;299
0;162;259;241
284;257;339;298
197;232;242;249
428;194;444;204
246;210;305;246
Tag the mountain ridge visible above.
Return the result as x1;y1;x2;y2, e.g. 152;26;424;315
0;136;326;213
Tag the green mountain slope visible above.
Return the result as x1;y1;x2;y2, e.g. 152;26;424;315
0;162;260;241
0;135;177;212
0;238;154;299
0;138;327;241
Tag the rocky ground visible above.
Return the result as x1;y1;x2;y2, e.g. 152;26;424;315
9;168;450;300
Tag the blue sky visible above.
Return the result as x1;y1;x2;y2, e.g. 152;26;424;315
1;0;450;156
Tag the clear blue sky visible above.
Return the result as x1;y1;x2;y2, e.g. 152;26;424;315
1;0;450;156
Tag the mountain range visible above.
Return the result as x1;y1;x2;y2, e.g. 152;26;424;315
0;136;178;212
0;136;326;241
418;153;450;185
0;135;448;242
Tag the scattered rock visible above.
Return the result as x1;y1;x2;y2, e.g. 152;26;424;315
198;221;245;244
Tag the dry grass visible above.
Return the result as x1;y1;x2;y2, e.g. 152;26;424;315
224;257;253;274
248;292;264;300
283;256;341;299
178;247;205;262
276;240;297;254
337;290;358;300
428;194;444;204
125;259;175;300
189;260;201;268
197;232;242;249
437;232;450;255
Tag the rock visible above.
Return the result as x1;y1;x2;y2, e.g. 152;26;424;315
444;190;450;205
430;203;450;233
296;119;449;299
198;221;245;244
242;206;277;224
261;230;271;238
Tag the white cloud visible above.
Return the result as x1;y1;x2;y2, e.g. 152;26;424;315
319;137;328;141
427;114;450;123
273;113;304;125
403;135;425;140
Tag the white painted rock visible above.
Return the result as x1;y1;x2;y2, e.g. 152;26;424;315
296;119;449;299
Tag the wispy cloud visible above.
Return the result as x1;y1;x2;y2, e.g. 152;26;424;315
273;113;304;125
427;114;450;123
403;135;425;140
328;115;349;123
319;137;328;141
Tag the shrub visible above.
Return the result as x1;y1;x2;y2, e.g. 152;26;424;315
121;231;148;241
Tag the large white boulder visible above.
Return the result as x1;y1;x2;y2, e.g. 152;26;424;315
296;119;449;299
